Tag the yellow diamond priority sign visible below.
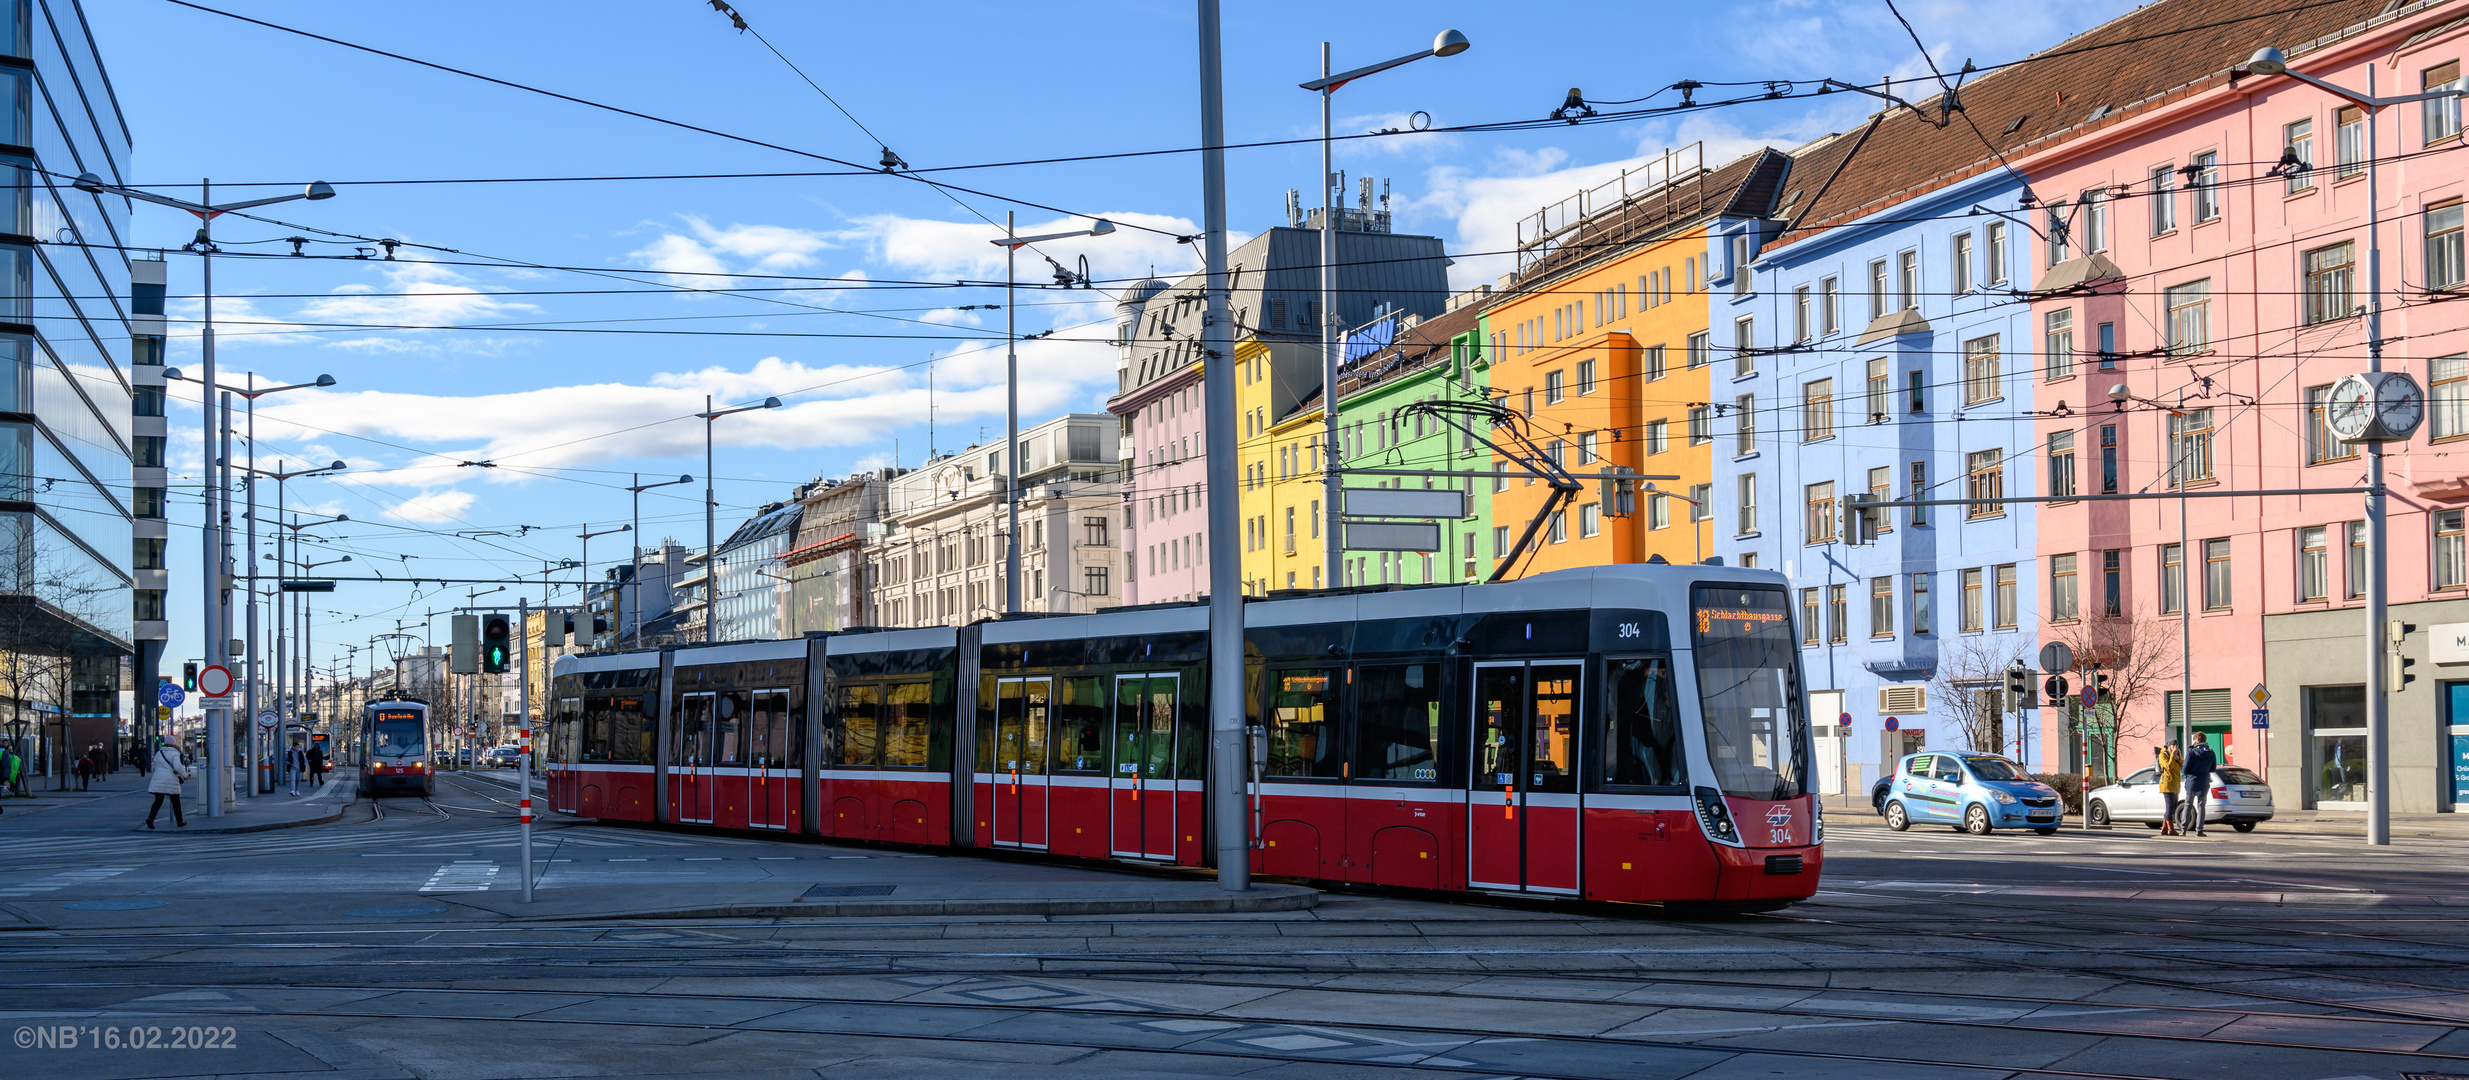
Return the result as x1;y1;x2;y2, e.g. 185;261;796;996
2249;683;2271;707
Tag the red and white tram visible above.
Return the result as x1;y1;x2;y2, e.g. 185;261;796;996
544;564;1822;907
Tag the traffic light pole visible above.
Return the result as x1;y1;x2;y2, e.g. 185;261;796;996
517;597;533;903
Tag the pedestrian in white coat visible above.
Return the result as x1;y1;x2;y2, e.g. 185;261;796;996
145;739;190;829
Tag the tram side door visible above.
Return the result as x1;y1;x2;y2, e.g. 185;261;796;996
1111;673;1179;860
677;692;716;824
550;695;581;815
991;677;1051;849
1467;661;1583;894
748;689;792;830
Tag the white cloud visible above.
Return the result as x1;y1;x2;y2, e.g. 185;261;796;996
382;488;477;524
627;214;838;287
841;210;1206;301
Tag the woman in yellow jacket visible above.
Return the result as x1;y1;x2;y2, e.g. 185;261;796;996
2156;743;2184;836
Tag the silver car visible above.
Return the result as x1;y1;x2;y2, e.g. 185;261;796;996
2085;764;2274;832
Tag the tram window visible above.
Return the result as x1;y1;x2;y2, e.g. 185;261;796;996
839;684;881;767
1266;669;1345;779
883;682;931;768
714;692;748;765
670;696;705;767
1690;585;1809;800
581;697;614;762
613;697;651;764
1529;666;1579;791
1602;657;1685;790
747;693;792;768
1053;677;1107;773
1355;664;1442;782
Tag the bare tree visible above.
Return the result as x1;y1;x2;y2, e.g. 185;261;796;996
2049;604;2181;781
0;563;122;789
1928;633;2029;754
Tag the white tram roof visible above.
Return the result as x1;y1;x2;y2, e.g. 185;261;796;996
670;638;805;668
828;624;959;655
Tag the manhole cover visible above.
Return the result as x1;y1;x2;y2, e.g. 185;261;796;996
62;900;168;911
346;904;449;918
801;885;897;899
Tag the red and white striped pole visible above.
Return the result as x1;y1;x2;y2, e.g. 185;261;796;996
517;598;534;904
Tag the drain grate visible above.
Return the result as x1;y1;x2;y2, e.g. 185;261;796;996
801;884;898;899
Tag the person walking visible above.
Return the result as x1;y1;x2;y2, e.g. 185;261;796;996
144;738;190;829
284;743;308;796
72;751;89;791
2156;743;2184;836
3;742;23;798
308;742;327;785
2183;738;2218;837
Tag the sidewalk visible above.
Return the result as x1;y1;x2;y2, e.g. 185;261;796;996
0;761;352;835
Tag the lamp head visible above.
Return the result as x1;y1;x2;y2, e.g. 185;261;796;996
1433;28;1470;57
2240;46;2288;76
162;367;182;381
73;172;106;194
330;461;347;471
304;181;337;201
2107;383;2132;402
313;374;336;387
619;524;633;532
1088;219;1115;236
760;396;783;409
677;473;693;484
339;555;352;563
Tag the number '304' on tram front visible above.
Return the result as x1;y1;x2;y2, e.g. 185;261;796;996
541;564;1820;909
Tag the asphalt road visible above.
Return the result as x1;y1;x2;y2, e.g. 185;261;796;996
0;772;2462;1080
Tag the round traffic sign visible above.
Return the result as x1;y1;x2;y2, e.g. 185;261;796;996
255;711;278;730
197;664;234;698
2038;641;2075;673
157;681;185;707
1838;711;1853;732
1884;716;1900;732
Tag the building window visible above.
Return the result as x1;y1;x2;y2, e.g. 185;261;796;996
2097;320;2117;368
2161;543;2185;614
2166;279;2212;356
2167;407;2215;486
134;435;165;467
1083;516;1109;546
1734;393;1755;455
2051;553;2079;621
1908;460;1929;526
1690;482;1711;522
1580;501;1602;538
2103;548;2122;617
2425;61;2462;145
2099;423;2118;493
2043;308;2074;381
2429;201;2465;291
2189;152;2220;222
2440;510;2469;590
1544;369;1565;405
1960;568;1984;632
2345;520;2367;598
1827;584;1848;643
1908;369;1925;414
1801;378;1833;442
1737;473;1757;535
2308;384;2360;460
1084;565;1109;596
2337;105;2366;178
1951;232;1974;293
1865;357;1890;422
1576;357;1597;395
2298;525;2328;602
1868;259;1888;319
1965;449;2002;519
1962;333;2001;405
2079;189;2108;252
1986;221;2008;284
2048;430;2076;499
2303;241;2355;325
1994;564;2018;629
1820;275;1840;333
1645;494;1668;531
2285;118;2315;194
135;589;165;622
2046;198;2071;266
1733;233;1754;295
1548;510;1566;544
134;537;165;570
2203;537;2232;610
134;385;164;417
1912;573;1933;636
1806;480;1836;544
132;486;166;519
1801;588;1820;645
1871;576;1895;638
1688;404;1711;444
1582;430;1605;463
1794;285;1811;342
1897;250;1919;311
1867;466;1892;534
1644;344;1667;382
1640;422;1663;457
2150;164;2177;235
1733;314;1756;376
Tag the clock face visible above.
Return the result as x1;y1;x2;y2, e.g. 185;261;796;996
2325;376;2374;440
2375;373;2426;439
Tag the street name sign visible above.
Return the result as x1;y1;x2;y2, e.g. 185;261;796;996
1342;521;1442;552
1342;487;1466;519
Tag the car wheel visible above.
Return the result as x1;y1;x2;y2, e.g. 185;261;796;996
1884;801;1909;832
1964;804;1993;835
2232;821;2256;833
2087;800;2111;828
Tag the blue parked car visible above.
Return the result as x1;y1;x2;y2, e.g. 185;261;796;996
1881;751;2064;835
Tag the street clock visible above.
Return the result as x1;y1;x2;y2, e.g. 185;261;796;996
2324;371;2425;443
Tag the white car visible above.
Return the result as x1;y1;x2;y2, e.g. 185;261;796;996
2085;764;2274;832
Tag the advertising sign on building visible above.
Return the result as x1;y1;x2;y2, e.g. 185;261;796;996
2430;623;2469;666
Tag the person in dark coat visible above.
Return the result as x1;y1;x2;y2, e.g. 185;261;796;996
2182;738;2219;837
308;743;327;783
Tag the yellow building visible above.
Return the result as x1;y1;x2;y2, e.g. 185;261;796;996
1480;148;1790;578
1234;335;1328;593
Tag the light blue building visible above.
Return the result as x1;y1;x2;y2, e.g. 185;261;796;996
1713;123;2045;796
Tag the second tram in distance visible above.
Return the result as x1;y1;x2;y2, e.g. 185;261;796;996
543;564;1821;908
358;697;436;797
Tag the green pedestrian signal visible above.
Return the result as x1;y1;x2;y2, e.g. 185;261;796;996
481;614;511;674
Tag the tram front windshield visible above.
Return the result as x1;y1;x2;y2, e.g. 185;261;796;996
371;711;426;762
1689;586;1808;801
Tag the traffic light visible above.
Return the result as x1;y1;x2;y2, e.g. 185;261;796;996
481;614;511;674
2089;668;2108;702
543;612;565;648
181;662;197;692
2389;620;2419;691
450;614;479;674
2003;665;2033;710
1839;494;1879;546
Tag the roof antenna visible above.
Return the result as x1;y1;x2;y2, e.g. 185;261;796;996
927;358;936;462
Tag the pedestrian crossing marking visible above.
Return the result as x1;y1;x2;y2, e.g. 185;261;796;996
420;861;498;892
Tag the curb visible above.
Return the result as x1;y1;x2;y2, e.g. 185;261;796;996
134;804;348;835
494;885;1321;922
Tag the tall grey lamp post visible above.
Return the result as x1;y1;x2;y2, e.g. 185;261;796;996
1300;30;1469;584
695;396;781;642
81;171;336;815
576;523;631;646
266;506;346;791
626;474;691;647
989;215;1115;614
2235;46;2468;845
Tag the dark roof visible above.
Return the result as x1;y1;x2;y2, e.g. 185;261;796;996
1775;0;2435;246
1517;148;1796;283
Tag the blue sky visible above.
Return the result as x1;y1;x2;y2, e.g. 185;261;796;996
95;0;2136;673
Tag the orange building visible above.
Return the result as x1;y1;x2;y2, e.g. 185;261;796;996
1481;147;1792;577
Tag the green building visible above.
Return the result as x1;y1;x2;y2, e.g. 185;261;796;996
1320;301;1494;587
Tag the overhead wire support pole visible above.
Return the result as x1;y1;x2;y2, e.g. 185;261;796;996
1198;0;1247;892
517;595;533;903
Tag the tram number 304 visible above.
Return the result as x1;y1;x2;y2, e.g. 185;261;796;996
1617;622;1640;638
1768;805;1793;845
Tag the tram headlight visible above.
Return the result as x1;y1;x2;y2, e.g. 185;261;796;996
1812;800;1824;843
1692;786;1741;846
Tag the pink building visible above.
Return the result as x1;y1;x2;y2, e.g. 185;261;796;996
2026;0;2469;813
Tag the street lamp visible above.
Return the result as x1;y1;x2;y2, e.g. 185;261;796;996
989;215;1115;614
692;396;780;642
240;461;343;793
576;523;631;647
626;474;692;647
1300;29;1470;582
2109;383;2194;817
78;173;333;816
2233;45;2469;845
